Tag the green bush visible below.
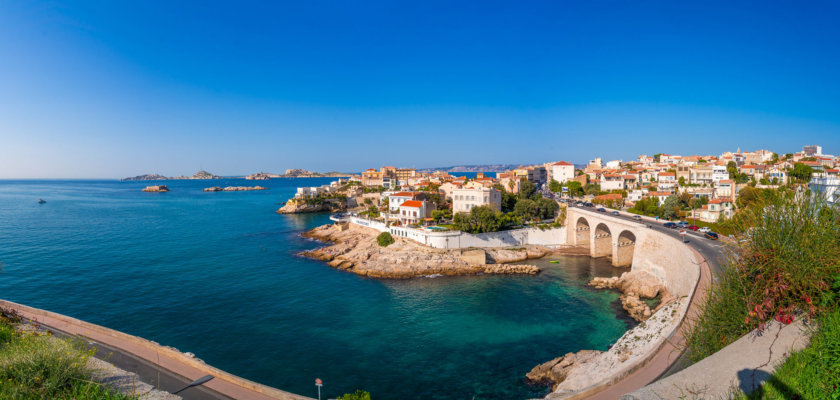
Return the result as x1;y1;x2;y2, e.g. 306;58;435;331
376;232;394;247
338;390;371;400
0;328;133;399
685;194;840;362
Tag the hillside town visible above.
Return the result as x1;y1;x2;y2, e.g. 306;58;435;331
284;144;837;234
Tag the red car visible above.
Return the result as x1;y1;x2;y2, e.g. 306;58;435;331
686;225;700;231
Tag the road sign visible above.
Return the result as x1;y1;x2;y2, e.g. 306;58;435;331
679;230;686;236
315;379;323;386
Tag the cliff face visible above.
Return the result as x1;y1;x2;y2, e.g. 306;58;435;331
276;201;332;214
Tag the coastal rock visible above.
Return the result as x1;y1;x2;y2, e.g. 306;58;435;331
141;185;169;192
588;270;665;321
299;223;544;279
486;248;528;263
526;350;603;389
277;201;331;214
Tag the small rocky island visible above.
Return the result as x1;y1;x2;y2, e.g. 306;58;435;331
300;222;543;278
203;186;267;192
141;185;169;192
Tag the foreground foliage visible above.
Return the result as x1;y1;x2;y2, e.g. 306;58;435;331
0;311;133;400
338;390;372;400
685;193;840;362
740;309;840;399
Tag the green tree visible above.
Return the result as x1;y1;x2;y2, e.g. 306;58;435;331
566;181;584;197
678;176;686;186
431;209;452;223
513;198;539;221
789;163;814;183
653;153;663;162
660;195;680;220
519;179;537;199
377;232;394;247
548;179;563;193
583;183;601;196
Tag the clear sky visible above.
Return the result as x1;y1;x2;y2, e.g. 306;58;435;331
2;1;840;178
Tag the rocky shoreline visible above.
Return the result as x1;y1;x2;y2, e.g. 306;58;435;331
299;222;552;278
203;185;267;192
276;201;339;214
588;270;671;322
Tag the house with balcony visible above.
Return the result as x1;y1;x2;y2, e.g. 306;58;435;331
657;172;676;191
398;200;433;226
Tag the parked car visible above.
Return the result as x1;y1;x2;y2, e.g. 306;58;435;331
687;225;699;231
633;215;642;221
698;227;711;233
704;231;720;240
663;222;677;229
585;202;595;208
676;221;689;228
597;207;606;212
610;211;620;216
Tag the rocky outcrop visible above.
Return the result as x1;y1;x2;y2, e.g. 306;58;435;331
526;350;603;389
485;246;549;263
588;270;668;321
122;174;168;181
123;170;221;181
203;186;267;192
300;223;541;278
141;185;169;192
276;200;340;214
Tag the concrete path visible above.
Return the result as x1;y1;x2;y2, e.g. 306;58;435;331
0;300;314;400
624;318;811;399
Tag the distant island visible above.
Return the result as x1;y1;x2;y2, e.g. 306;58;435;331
417;164;522;173
122;170;222;181
245;169;354;179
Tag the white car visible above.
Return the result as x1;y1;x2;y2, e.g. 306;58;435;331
698;227;711;233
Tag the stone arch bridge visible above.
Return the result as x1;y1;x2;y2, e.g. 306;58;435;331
565;207;646;268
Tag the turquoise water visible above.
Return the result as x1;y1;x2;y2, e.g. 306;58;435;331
0;179;630;400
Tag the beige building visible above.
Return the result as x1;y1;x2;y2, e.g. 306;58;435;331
452;187;501;213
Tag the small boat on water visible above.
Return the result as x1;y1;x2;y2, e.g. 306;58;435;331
549;260;559;264
38;198;46;204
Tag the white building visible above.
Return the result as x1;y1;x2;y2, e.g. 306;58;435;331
810;175;840;205
605;160;623;169
549;161;575;184
657;172;676;190
600;174;625;191
452;187;501;213
388;192;415;212
398;200;432;225
627;189;645;203
712;165;729;183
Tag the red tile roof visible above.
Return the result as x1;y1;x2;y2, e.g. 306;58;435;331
553;161;573;166
391;192;414;197
400;200;423;208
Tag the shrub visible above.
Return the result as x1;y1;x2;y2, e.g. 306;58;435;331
0;330;133;399
376;232;394;247
339;390;371;400
685;193;840;362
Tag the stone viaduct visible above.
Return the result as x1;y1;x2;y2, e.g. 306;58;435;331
565;206;700;299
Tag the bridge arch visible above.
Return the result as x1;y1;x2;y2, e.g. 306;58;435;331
614;230;636;267
575;217;591;249
592;223;612;258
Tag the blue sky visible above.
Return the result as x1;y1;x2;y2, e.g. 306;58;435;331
1;1;839;178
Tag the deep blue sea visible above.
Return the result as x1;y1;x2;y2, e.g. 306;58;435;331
0;178;630;400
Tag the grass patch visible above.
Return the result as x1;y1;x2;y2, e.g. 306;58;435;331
0;312;134;400
739;309;840;399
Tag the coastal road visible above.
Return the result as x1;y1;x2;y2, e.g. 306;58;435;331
560;202;726;398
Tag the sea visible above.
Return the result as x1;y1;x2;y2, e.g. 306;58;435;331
0;178;631;400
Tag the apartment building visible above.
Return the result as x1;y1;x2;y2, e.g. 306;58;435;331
549;161;575;183
452;187;501;213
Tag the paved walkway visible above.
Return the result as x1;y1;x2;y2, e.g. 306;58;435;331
0;300;313;400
